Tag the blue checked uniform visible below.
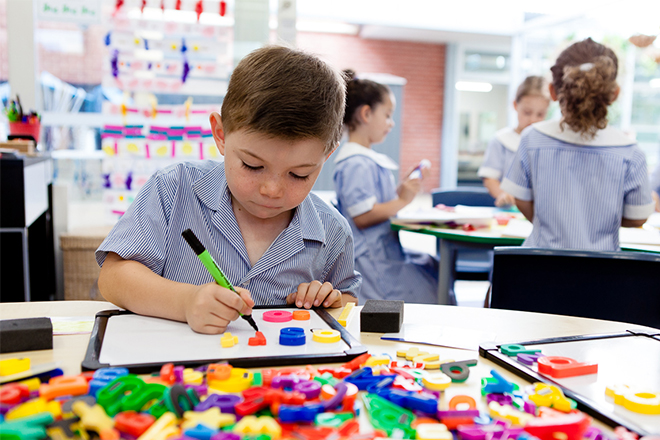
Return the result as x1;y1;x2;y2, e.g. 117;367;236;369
333;142;438;304
478;127;521;181
501;120;654;251
96;161;361;305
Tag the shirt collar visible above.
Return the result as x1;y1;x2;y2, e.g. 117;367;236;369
193;162;228;212
334;142;399;170
532;119;635;147
496;127;521;152
193;162;325;243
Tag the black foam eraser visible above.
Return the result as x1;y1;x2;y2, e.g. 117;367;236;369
0;317;53;353
360;299;404;333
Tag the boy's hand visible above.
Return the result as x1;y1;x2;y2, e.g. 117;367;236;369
495;192;515;207
185;283;254;334
286;280;342;309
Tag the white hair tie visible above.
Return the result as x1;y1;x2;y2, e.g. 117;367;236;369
579;62;594;71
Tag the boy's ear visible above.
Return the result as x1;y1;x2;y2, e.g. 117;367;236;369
548;83;558;101
209;112;226;155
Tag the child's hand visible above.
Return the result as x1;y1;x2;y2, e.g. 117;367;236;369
397;177;422;204
286;281;343;309
495;192;516;207
185;283;254;334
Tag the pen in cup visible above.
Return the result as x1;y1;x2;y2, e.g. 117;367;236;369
181;228;259;332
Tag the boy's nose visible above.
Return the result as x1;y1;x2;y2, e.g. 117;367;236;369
260;179;283;198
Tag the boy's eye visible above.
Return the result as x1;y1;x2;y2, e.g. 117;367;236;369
290;172;310;181
242;162;262;171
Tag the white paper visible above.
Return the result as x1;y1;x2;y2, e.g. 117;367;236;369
619;227;660;245
99;311;351;366
501;219;533;238
381;323;496;351
395;206;494;227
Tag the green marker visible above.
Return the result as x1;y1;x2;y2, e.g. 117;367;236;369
182;228;259;332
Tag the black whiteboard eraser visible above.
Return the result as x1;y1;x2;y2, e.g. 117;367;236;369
0;317;53;353
360;300;404;333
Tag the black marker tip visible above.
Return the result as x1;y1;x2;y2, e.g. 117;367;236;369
242;314;259;332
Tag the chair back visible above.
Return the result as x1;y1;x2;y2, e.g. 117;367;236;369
490;247;660;329
432;187;495;207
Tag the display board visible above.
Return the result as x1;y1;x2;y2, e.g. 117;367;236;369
479;330;660;436
83;307;367;373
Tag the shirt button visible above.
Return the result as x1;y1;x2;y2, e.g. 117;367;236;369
242;280;250;286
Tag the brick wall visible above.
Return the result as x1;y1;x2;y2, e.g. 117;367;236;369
297;32;446;190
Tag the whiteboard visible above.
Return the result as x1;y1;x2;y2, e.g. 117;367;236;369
83;309;366;372
480;332;660;436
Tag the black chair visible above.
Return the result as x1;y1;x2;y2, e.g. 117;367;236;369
431;187;495;279
431;187;495;208
490;247;660;329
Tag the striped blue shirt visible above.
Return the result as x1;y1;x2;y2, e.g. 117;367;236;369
501;120;654;251
96;161;361;305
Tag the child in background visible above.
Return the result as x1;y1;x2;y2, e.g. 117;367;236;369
333;71;438;304
478;76;550;207
96;46;361;334
501;38;654;250
651;161;660;211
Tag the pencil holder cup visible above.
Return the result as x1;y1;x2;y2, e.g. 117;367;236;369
9;121;41;143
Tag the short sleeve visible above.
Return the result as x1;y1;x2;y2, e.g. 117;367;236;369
622;149;655;219
324;228;361;298
95;170;173;273
501;138;533;201
333;158;381;218
477;138;506;180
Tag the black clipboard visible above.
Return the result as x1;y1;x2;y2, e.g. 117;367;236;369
82;306;367;373
479;330;660;436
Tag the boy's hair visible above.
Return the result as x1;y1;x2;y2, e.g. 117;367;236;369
550;38;618;138
515;75;550;103
221;46;346;154
343;69;391;131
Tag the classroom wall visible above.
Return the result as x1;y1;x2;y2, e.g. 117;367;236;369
0;8;447;189
297;32;446;190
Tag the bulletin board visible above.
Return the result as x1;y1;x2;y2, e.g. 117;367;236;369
479;330;660;436
82;307;367;373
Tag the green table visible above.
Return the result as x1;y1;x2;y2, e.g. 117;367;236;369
392;222;660;305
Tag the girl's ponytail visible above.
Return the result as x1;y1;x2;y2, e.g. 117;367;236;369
551;38;619;138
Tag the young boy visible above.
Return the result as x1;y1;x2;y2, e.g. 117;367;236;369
96;46;361;334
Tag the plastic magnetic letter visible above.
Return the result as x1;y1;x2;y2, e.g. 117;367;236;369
622;390;660;415
164;384;200;417
416;423;453;440
499;344;541;357
440;359;477;382
537;356;598;378
280;327;306;346
114;411;156;437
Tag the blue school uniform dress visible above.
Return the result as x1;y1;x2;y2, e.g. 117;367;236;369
501;120;654;251
333;142;438;304
477;127;521;181
651;161;660;196
96;161;361;305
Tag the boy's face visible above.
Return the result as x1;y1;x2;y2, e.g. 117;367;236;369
212;114;329;223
